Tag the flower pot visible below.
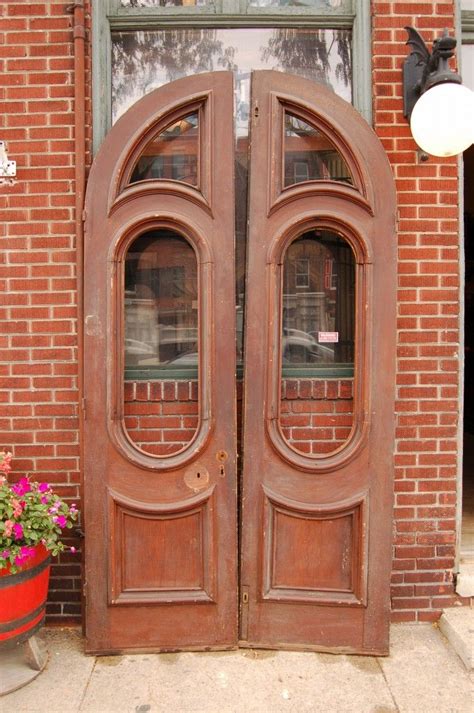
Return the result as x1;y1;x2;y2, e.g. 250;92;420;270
0;544;51;647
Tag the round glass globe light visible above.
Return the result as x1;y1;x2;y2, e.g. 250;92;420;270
410;82;474;157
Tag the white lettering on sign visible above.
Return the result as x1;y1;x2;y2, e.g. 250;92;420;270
318;331;339;343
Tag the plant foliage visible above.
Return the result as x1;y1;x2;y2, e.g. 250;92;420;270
0;451;79;574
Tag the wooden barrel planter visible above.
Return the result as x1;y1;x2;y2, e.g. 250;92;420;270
0;545;51;647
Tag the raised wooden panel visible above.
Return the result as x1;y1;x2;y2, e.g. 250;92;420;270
122;512;203;589
262;488;367;606
108;487;216;605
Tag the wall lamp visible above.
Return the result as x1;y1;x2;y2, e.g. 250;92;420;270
403;27;474;157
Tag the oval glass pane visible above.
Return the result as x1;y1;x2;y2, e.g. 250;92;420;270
124;229;199;456
279;230;355;456
284;112;353;187
128;113;199;186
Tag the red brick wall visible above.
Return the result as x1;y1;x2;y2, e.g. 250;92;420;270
124;380;199;455
281;378;354;454
124;378;354;456
372;0;464;620
0;0;467;622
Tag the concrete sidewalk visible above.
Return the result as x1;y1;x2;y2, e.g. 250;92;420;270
2;624;473;713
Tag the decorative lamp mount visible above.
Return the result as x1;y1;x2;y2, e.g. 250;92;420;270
403;27;474;157
403;27;461;120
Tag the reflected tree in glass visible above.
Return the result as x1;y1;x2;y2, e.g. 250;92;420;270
261;29;351;91
122;0;213;6
112;30;236;122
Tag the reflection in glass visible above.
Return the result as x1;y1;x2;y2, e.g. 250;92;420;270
124;230;198;370
282;231;355;366
129;113;199;185
121;0;212;6
112;29;352;122
462;45;474;93
249;0;348;6
112;27;352;368
121;0;350;8
124;230;199;456
284;113;353;186
280;230;355;456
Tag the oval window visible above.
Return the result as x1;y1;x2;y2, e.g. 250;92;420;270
128;112;199;186
279;230;355;456
123;229;199;456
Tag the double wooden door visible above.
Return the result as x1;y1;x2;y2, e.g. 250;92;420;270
84;71;396;655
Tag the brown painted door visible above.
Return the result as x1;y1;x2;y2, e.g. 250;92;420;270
240;72;397;654
83;73;238;653
84;70;396;655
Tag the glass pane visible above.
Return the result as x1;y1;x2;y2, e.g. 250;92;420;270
120;0;351;9
124;229;198;456
112;29;352;122
284;113;353;186
462;45;474;93
129;113;198;186
121;1;213;6
279;230;355;456
249;0;348;6
112;27;352;368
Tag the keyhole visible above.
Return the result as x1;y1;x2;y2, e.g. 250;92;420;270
220;465;225;476
184;464;209;490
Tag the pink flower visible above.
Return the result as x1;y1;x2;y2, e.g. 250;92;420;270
38;482;49;493
4;520;14;537
12;498;23;518
1;549;10;558
41;496;49;504
54;515;67;529
11;477;31;496
14;546;35;567
0;451;12;475
12;523;23;540
70;546;76;554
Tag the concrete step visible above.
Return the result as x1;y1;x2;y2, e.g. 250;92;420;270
439;607;473;670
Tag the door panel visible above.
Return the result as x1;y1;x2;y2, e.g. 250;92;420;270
240;72;396;654
83;73;237;653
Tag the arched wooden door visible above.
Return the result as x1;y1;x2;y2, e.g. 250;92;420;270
83;70;396;655
83;73;238;653
240;72;396;654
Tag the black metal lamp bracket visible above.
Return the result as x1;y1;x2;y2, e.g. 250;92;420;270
403;27;462;120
